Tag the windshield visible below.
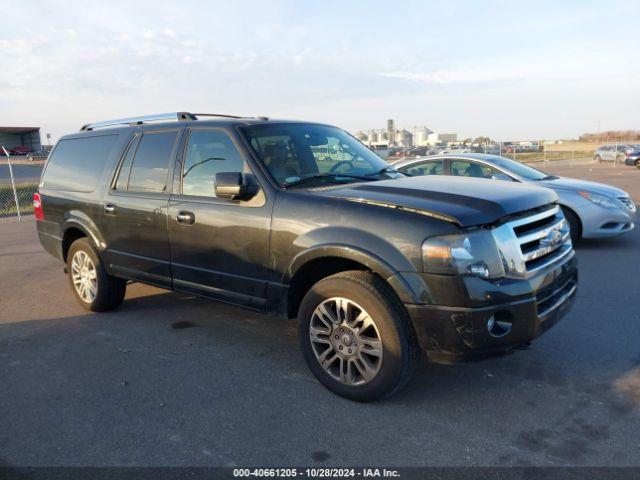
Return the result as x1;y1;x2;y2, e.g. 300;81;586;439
490;156;550;181
241;123;400;187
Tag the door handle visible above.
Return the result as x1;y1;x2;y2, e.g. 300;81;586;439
176;211;195;225
104;204;117;215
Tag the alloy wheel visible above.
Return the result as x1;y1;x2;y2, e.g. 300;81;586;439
71;250;98;303
309;297;383;386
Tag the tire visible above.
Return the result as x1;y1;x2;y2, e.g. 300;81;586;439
635;160;640;169
561;207;582;244
297;270;419;402
595;155;602;163
67;238;126;312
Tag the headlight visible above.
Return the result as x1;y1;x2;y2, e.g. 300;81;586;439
578;191;619;209
422;230;505;278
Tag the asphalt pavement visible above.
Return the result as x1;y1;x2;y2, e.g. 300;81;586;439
0;164;43;186
0;162;638;467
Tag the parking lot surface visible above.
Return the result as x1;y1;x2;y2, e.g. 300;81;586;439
1;162;639;467
0;164;43;186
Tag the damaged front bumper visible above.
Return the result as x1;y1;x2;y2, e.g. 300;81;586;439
405;254;578;363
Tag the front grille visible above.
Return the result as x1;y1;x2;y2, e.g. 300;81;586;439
491;204;574;278
618;196;635;211
510;205;572;275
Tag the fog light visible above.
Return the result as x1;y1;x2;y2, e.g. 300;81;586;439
487;312;513;338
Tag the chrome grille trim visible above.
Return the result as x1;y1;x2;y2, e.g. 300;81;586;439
507;204;560;228
527;244;573;275
518;217;566;246
522;230;570;262
491;204;573;279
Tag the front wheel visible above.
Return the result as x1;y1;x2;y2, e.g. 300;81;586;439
67;238;126;312
635;160;640;169
561;207;582;244
595;155;602;163
297;271;419;401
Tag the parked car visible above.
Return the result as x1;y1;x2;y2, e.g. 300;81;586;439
624;150;640;168
9;146;33;156
395;153;636;242
483;145;501;155
594;144;632;163
35;113;577;401
408;146;428;156
27;149;50;161
443;145;472;154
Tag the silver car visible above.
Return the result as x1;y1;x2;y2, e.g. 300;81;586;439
594;144;634;163
393;153;636;242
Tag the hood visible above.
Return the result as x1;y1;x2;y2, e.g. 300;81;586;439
313;176;557;227
538;176;628;197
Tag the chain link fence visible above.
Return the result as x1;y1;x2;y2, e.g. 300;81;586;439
1;147;42;219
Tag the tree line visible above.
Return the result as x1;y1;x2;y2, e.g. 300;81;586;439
579;130;640;142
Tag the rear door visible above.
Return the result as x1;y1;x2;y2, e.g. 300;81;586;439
603;146;615;161
167;127;271;309
101;128;182;287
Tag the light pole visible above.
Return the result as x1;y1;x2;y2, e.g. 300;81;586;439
46;133;51;147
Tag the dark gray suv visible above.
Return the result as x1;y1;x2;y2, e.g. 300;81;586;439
35;112;578;401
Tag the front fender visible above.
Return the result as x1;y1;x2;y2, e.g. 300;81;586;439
283;227;426;304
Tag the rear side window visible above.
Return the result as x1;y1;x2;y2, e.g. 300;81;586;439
403;160;444;176
42;134;118;192
114;135;141;191
115;130;178;193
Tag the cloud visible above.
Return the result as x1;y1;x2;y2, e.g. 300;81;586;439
380;63;582;85
0;1;638;141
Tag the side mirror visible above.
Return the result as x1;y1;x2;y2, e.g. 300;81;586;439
215;172;256;200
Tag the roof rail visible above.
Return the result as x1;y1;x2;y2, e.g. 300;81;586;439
79;112;267;131
80;112;196;131
192;113;246;119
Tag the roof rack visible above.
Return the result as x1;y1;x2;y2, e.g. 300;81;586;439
192;113;246;119
80;112;268;131
80;112;196;131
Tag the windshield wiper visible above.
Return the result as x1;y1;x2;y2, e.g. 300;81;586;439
535;175;559;181
283;172;373;188
364;166;404;177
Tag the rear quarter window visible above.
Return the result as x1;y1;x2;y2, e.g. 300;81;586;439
42;134;119;192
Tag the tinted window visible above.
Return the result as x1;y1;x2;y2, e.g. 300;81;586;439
402;160;444;176
114;135;141;191
127;131;178;193
182;130;245;197
42;134;118;192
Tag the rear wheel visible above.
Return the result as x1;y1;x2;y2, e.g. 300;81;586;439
561;207;582;244
297;271;419;401
67;238;126;312
635;160;640;169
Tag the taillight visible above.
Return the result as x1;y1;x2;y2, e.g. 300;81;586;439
33;193;44;221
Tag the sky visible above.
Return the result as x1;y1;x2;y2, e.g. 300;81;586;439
1;0;639;142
